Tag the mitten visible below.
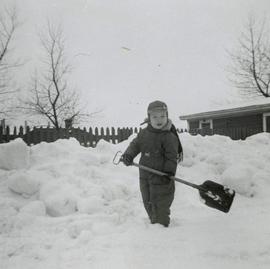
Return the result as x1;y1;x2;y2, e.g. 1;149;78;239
121;154;133;166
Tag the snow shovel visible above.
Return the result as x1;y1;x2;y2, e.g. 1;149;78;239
113;151;235;213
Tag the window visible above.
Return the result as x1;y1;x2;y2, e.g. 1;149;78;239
199;119;213;129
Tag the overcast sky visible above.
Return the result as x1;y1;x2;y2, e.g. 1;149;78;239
5;0;270;127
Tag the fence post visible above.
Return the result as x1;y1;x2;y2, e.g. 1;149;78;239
13;126;17;137
122;128;127;141
1;119;5;135
52;128;58;143
125;128;129;140
0;126;3;142
121;128;126;140
106;127;110;142
88;127;94;147
80;127;85;146
58;127;64;140
24;126;30;145
111;127;116;144
39;127;44;143
71;127;78;144
94;127;99;146
117;127;123;142
32;127;38;144
6;126;10;142
19;126;24;138
49;127;56;143
99;127;105;140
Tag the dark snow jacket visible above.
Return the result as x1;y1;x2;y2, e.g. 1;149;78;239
124;120;179;180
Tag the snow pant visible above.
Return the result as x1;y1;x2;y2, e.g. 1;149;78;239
139;176;175;226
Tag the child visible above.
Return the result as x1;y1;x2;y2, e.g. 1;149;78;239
122;100;182;227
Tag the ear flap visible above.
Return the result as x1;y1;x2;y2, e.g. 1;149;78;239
140;117;149;126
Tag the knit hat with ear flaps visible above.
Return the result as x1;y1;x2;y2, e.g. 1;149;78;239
147;100;168;114
140;100;168;125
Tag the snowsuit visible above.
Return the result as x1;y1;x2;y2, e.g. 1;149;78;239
123;121;179;226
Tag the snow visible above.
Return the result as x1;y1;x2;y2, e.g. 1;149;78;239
19;201;46;217
1;134;270;269
0;139;30;170
8;171;40;196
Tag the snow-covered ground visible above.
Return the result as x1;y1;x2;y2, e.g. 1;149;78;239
0;133;270;269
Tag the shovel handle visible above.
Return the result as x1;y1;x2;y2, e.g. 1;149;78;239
112;152;202;191
132;162;200;190
113;152;235;213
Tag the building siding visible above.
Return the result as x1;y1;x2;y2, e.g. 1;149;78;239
267;116;270;132
213;114;263;130
189;121;199;130
186;113;264;140
225;114;262;129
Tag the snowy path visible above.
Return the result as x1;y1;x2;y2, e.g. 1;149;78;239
2;191;269;269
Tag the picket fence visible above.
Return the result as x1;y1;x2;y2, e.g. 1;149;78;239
0;126;142;147
0;124;260;146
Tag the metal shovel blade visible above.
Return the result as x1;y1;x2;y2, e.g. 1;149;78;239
198;180;235;213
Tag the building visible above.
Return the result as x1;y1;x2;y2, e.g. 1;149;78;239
179;102;270;140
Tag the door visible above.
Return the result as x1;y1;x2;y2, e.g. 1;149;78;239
201;122;212;136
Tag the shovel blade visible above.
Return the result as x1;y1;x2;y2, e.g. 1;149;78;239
199;180;235;213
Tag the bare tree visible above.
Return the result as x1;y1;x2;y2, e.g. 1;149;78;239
228;17;270;98
0;5;20;116
21;22;91;129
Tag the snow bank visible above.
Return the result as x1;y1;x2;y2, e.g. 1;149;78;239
1;133;270;269
19;201;46;216
2;133;270;218
0;138;30;170
2;138;136;218
8;170;40;196
180;132;270;197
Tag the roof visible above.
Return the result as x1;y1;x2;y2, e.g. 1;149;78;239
179;102;270;121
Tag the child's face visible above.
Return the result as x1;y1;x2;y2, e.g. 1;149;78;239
149;110;168;129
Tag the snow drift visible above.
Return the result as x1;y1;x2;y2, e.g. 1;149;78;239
1;133;270;269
